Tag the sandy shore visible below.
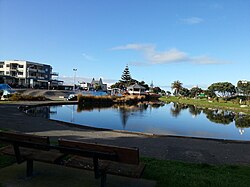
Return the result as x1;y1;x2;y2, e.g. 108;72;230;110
1;101;250;165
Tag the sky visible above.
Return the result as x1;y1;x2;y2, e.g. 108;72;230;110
0;0;249;90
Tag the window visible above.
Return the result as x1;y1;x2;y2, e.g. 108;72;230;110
18;72;23;75
0;65;3;68
0;71;4;75
6;64;10;67
18;65;24;68
6;71;9;74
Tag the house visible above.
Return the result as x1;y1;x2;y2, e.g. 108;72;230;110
80;78;107;91
127;83;146;95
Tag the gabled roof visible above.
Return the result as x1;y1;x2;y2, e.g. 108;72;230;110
127;83;146;90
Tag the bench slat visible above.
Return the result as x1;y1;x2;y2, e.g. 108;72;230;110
58;139;139;165
0;146;65;164
62;156;145;178
0;131;50;150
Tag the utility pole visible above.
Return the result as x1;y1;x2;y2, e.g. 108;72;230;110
73;68;77;91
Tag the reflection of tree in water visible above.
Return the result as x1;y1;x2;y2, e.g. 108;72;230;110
188;105;202;117
203;109;235;125
114;103;149;129
235;114;250;128
170;103;188;117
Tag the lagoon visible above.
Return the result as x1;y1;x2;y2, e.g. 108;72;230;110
27;102;250;141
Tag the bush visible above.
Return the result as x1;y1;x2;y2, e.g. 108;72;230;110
9;93;47;101
77;95;113;105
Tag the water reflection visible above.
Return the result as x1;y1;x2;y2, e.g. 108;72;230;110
77;102;162;129
170;103;188;117
113;103;149;128
188;105;202;117
26;102;250;140
203;109;235;125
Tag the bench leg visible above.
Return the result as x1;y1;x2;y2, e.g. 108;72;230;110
26;159;33;177
100;172;107;187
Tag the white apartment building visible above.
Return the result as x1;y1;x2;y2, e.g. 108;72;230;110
0;60;59;88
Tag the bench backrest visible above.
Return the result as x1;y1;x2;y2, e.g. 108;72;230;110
0;131;50;150
58;139;139;165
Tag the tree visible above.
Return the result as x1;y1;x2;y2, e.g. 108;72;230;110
120;65;132;87
171;80;183;96
208;82;236;98
166;91;171;96
204;89;216;98
237;80;250;99
179;87;190;97
153;86;161;94
190;87;203;98
138;81;149;90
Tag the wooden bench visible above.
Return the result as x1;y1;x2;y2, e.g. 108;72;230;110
0;131;145;187
0;131;65;177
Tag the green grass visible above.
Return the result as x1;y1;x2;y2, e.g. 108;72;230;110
160;96;250;114
1;148;250;187
142;157;250;187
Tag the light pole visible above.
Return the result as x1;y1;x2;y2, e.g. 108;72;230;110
73;68;77;91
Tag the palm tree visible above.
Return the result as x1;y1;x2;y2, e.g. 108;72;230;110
171;80;183;96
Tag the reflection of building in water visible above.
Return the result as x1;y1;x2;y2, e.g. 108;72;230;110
26;106;57;119
239;128;245;135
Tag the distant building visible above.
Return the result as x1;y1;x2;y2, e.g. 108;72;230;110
127;83;146;95
0;60;62;88
80;78;107;91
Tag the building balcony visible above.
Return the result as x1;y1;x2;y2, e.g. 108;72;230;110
51;72;59;76
37;69;45;73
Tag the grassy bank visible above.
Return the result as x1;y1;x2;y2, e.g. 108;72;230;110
1;149;250;187
160;96;250;114
142;157;250;187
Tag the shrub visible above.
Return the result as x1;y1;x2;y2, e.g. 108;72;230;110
9;93;47;101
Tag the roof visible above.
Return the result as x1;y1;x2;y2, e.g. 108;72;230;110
127;83;146;90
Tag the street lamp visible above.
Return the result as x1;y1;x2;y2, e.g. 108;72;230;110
73;68;77;91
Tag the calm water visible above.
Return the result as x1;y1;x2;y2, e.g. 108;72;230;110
27;102;250;141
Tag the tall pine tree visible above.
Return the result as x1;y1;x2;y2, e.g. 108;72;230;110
120;65;132;86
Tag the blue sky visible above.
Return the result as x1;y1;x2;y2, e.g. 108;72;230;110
0;0;249;90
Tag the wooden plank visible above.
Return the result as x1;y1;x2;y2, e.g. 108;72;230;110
0;146;65;164
62;156;145;178
58;139;139;165
0;131;49;144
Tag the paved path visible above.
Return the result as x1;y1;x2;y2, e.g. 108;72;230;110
1;102;250;165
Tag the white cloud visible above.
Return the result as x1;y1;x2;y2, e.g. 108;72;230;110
112;44;188;64
148;48;188;64
191;56;227;64
59;76;117;86
111;44;152;51
111;43;228;65
82;53;97;61
180;17;204;24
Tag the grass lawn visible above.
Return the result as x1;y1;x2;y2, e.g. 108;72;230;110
1;148;250;187
142;157;250;187
160;96;250;114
